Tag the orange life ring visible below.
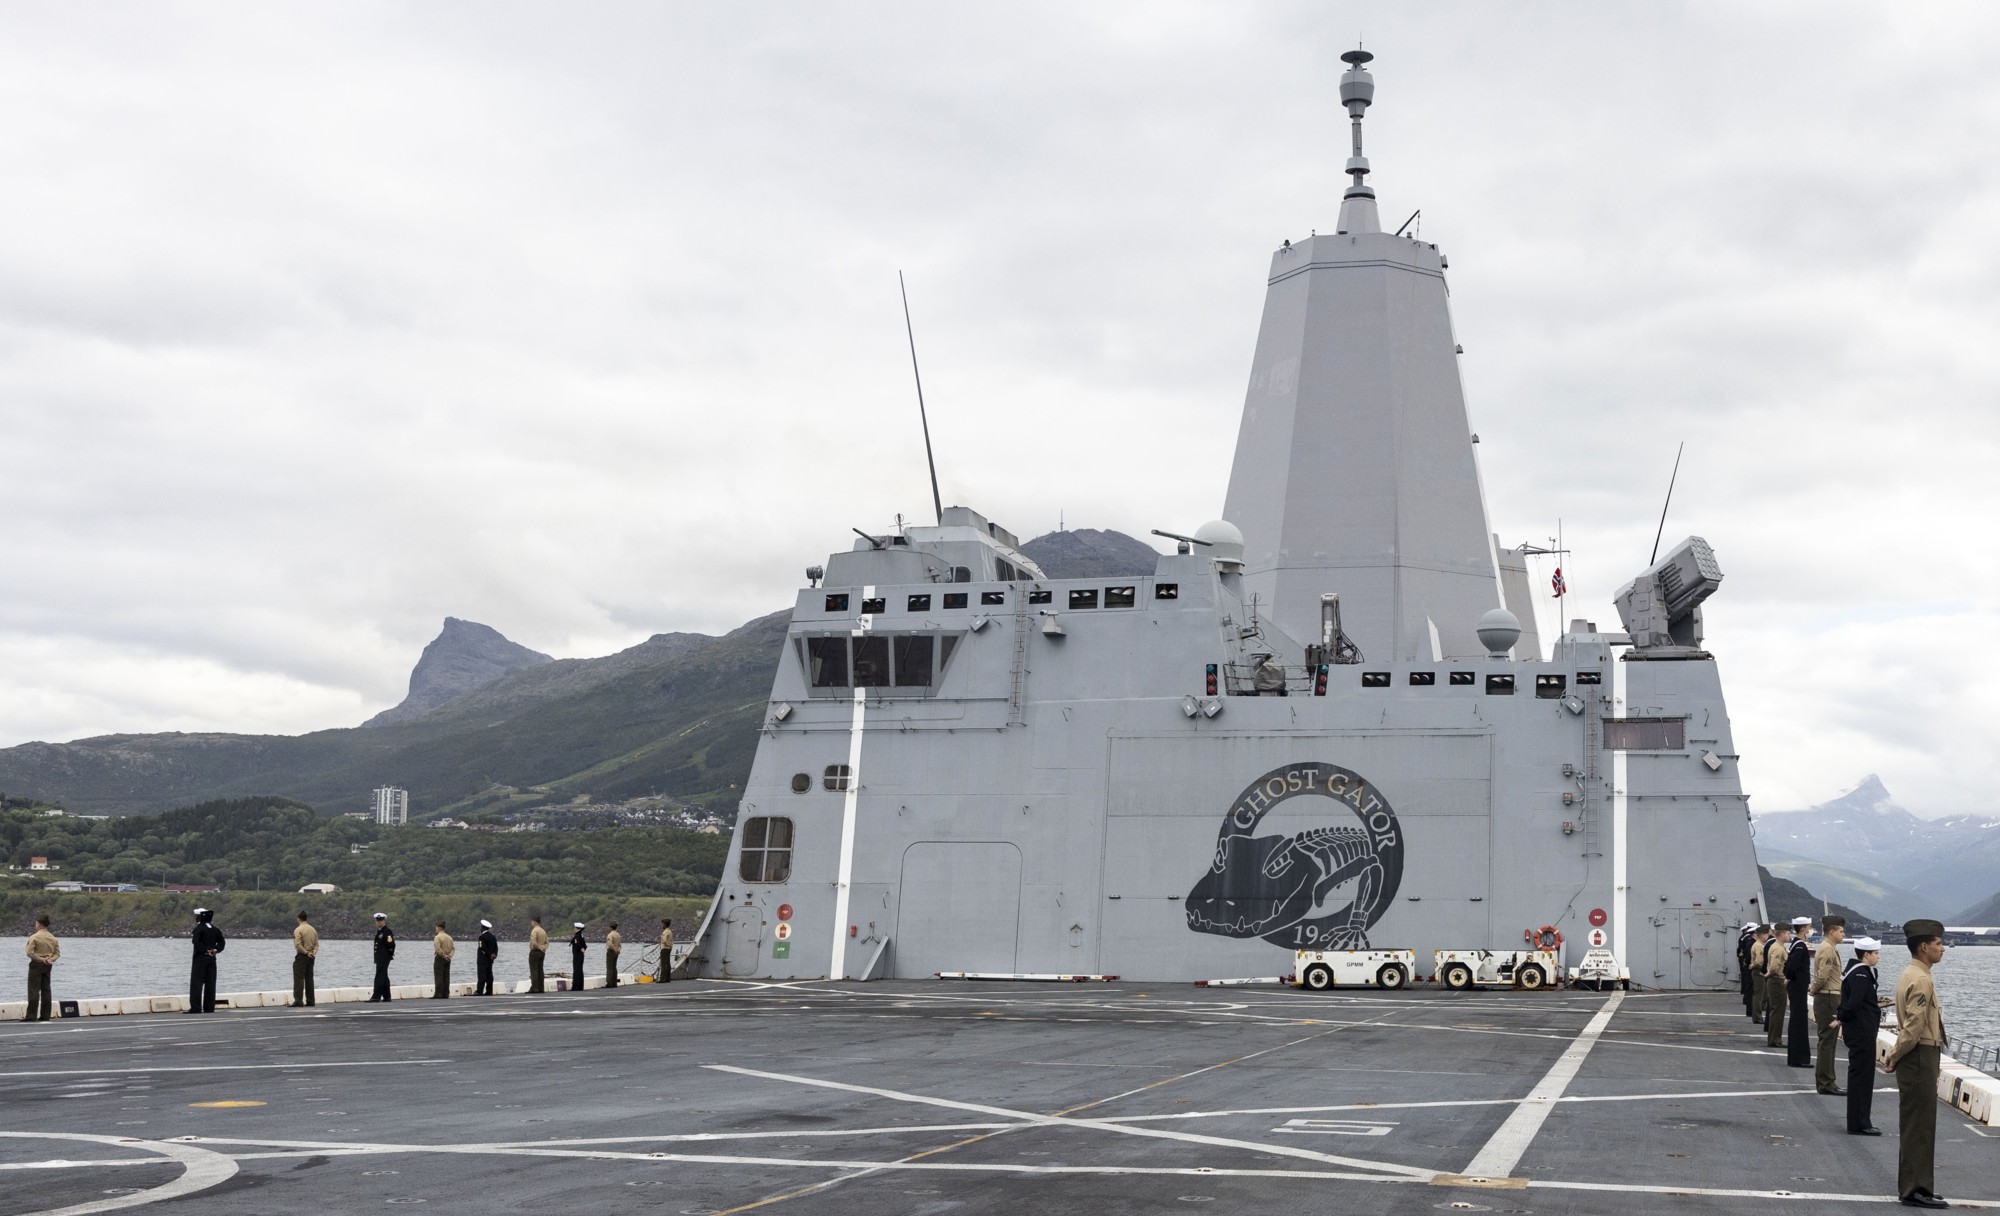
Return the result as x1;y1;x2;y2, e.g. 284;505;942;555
1524;925;1563;951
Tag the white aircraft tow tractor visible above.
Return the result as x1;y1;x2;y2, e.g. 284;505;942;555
1290;948;1418;991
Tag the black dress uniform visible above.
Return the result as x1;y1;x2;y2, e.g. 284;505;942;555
1837;947;1882;1134
1736;923;1756;1016
188;911;225;1013
370;918;396;1001
1783;930;1812;1067
476;924;498;996
569;925;587;992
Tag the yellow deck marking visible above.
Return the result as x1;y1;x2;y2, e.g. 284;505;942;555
189;1100;266;1108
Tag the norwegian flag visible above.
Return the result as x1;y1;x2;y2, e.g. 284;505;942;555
1551;567;1567;597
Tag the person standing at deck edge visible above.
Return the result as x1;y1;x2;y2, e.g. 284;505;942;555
1838;935;1883;1136
432;922;453;998
527;917;548;993
569;922;587;991
1784;916;1814;1069
369;913;395;1002
1811;915;1846;1094
1763;922;1791;1048
24;914;58;1022
1748;924;1772;1024
292;911;319;1007
1736;921;1757;1017
657;919;674;983
1885;918;1948;1208
604;923;622;988
188;909;224;1013
475;920;498;996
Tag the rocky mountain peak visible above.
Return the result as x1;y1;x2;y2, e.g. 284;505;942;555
362;618;554;728
1018;528;1164;579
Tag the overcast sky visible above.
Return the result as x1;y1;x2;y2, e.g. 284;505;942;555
2;3;1995;820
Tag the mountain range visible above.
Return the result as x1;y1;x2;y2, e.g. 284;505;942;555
1751;775;2000;923
0;528;1164;821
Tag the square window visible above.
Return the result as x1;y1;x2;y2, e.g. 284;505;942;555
824;593;849;612
822;765;853;792
1028;590;1053;605
907;594;931;611
893;636;934;687
943;592;968;609
1154;583;1179;600
860;597;885;615
1409;671;1436;686
1069;589;1100;609
980;591;1006;606
1485;673;1515;695
1576;670;1603;685
1104;586;1136;608
1535;674;1566;699
1450;671;1475;686
852;636;890;686
1361;671;1391;687
805;637;848;687
738;815;795;884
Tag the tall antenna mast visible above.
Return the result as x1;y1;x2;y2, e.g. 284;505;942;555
1649;442;1685;565
899;271;944;526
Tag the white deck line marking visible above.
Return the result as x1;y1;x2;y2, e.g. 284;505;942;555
1461;990;1623;1179
1097;1085;1816;1122
0;1059;447;1079
704;1062;1433;1179
0;1159;161;1170
0;1133;238;1216
828;587;873;979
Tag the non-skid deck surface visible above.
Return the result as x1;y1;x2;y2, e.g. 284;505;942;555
0;981;1992;1214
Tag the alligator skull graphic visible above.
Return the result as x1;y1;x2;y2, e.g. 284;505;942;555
1185;823;1383;949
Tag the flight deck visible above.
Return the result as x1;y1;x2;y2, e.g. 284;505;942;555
0;980;1993;1214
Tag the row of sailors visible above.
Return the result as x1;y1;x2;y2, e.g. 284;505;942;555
1734;915;1953;1209
18;910;679;1020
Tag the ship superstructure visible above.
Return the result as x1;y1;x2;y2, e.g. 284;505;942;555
689;50;1763;988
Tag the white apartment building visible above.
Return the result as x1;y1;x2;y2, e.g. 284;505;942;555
372;786;410;826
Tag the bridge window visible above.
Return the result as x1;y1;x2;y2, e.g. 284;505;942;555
997;559;1018;581
1536;674;1566;699
981;591;1007;606
1155;583;1179;600
893;635;934;687
943;593;968;609
1069;589;1099;609
1361;671;1391;687
1409;671;1436;686
1485;674;1515;695
860;597;885;615
824;594;849;612
852;636;891;686
1576;670;1603;685
805;637;847;687
739;816;794;883
1450;671;1475;686
1028;590;1053;605
1104;586;1136;608
907;594;931;611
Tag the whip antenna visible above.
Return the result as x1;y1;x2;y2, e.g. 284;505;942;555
899;271;944;526
1650;442;1685;566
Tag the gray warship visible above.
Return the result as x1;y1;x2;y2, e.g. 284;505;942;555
688;49;1761;989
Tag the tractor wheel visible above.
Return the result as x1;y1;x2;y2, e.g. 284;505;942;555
1303;964;1334;991
1442;963;1473;991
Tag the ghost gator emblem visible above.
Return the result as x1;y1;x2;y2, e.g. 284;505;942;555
1185;763;1404;950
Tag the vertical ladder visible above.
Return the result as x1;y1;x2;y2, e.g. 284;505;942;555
1008;594;1030;726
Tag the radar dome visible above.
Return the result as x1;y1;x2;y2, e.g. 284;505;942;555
1475;608;1522;658
1194;520;1245;572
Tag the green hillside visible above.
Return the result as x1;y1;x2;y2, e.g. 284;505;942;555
1757;865;1877;928
0;611;789;818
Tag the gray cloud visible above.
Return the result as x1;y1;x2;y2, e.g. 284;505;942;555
2;2;1996;819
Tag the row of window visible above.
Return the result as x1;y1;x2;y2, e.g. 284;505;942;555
823;583;1182;615
1358;669;1604;696
799;634;961;689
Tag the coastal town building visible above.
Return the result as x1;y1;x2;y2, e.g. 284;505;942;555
372;785;409;826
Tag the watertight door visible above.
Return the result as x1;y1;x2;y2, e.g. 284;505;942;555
723;903;765;977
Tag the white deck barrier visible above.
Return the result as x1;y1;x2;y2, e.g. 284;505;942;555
0;971;644;1021
1876;1028;1999;1126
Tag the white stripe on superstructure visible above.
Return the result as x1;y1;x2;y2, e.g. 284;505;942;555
828;586;874;980
1460;991;1624;1179
1611;656;1629;971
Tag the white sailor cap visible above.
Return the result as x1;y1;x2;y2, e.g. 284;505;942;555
193;907;208;916
374;912;387;919
573;922;585;929
1852;936;1882;952
479;919;493;929
1741;921;1757;931
1790;916;1813;927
